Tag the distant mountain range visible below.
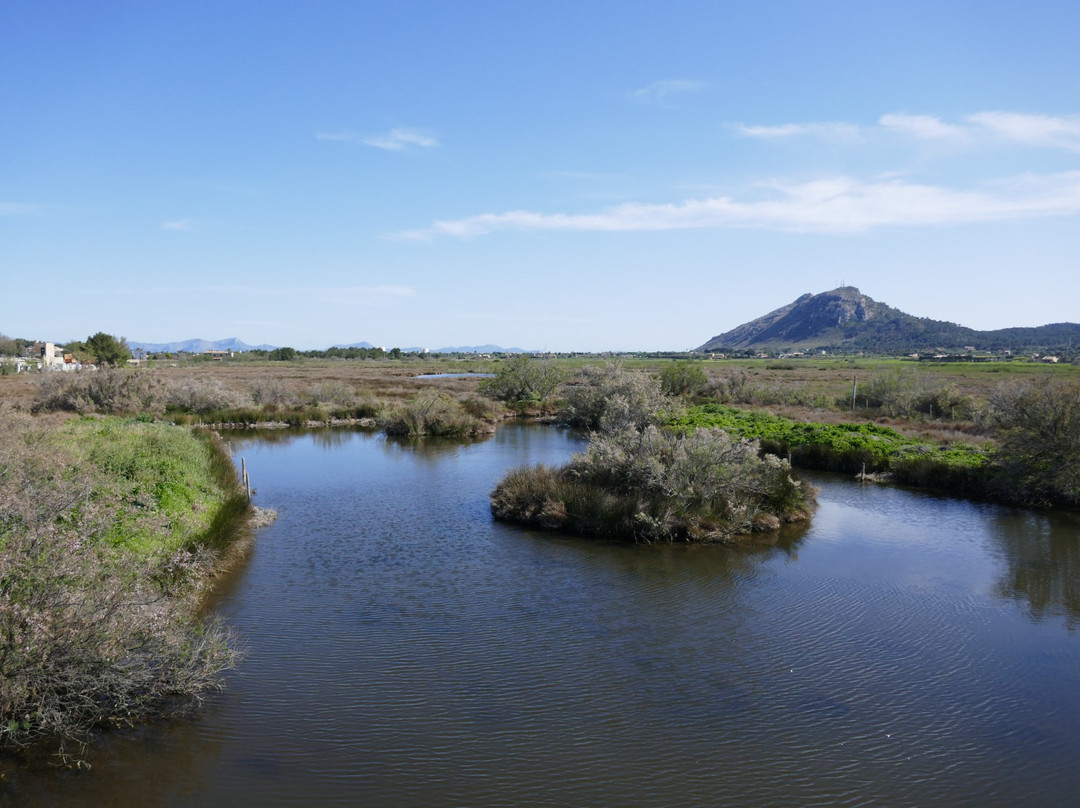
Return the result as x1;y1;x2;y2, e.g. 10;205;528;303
696;287;1080;355
426;345;528;354
127;338;277;354
337;342;527;353
128;338;529;355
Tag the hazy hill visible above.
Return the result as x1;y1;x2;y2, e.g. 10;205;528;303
128;338;277;353
696;287;1080;354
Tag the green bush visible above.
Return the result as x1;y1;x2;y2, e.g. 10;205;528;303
479;354;564;407
658;361;708;396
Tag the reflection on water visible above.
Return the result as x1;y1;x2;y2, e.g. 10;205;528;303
5;426;1080;808
991;509;1080;627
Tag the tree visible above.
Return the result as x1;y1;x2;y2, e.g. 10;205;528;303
268;346;297;361
83;332;131;366
983;376;1080;507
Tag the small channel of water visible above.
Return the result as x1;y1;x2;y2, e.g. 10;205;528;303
5;423;1080;806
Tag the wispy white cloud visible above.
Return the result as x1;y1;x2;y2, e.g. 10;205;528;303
316;128;439;150
393;172;1080;239
734;122;862;141
965;111;1080;151
628;79;706;107
162;219;195;231
878;113;966;140
738;111;1080;151
363;128;439;151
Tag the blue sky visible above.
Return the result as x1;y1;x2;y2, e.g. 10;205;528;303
3;1;1078;351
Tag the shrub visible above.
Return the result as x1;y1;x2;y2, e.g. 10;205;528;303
658;361;708;396
249;378;301;407
560;363;672;431
307;380;356;407
478;355;564;408
164;376;253;414
859;367;973;420
33;367;165;415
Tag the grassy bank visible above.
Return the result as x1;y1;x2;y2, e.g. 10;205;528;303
0;411;248;758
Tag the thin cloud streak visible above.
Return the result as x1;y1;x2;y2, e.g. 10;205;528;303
734;121;862;141
738;110;1080;151
394;172;1080;239
878;113;967;140
162;219;195;231
316;128;439;150
628;79;706;107
363;128;439;150
966;111;1080;151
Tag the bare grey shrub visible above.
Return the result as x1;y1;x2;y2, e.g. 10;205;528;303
560;363;672;431
33;367;166;415
307;380;356;407
164;376;252;414
249;378;301;407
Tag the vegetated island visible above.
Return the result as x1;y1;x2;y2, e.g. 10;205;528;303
490;424;815;543
489;362;816;543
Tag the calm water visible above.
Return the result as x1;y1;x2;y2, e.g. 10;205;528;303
5;423;1080;807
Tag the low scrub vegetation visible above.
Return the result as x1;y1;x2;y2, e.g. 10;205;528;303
0;409;245;757
491;425;814;543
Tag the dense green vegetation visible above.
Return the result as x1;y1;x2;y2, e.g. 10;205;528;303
0;410;247;756
669;404;990;473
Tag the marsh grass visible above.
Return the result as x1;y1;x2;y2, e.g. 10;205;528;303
379;392;493;437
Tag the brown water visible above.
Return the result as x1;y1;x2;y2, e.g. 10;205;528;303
4;423;1080;806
